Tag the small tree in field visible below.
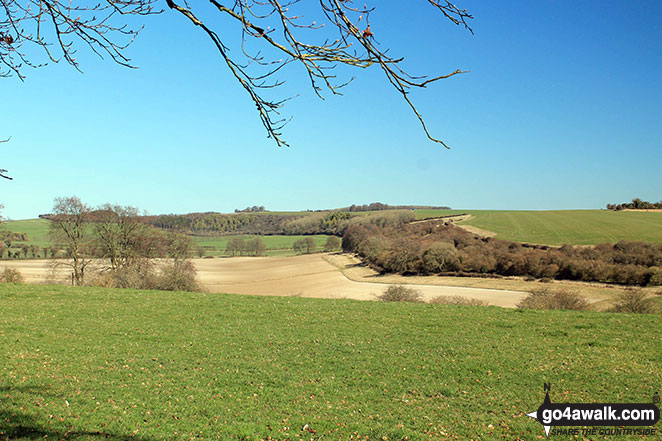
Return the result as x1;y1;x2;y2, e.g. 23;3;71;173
247;237;267;256
293;237;316;254
324;236;341;252
226;237;246;256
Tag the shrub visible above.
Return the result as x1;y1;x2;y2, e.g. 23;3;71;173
610;290;658;314
153;261;200;292
429;295;488;306
246;237;267;256
293;237;316;254
226;237;246;256
0;267;23;283
422;242;458;274
378;285;423;303
517;288;590;311
323;236;341;252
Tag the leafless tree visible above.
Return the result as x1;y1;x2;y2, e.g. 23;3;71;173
49;196;93;285
93;204;150;271
2;1;472;147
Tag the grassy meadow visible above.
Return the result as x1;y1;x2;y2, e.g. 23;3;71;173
192;234;333;257
0;219;333;258
3;209;662;254
1;219;51;248
414;209;662;245
1;284;660;440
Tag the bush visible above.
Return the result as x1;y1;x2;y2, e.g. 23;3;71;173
517;288;590;311
610;290;658;314
378;285;423;302
293;237;316;254
323;236;341;252
89;260;199;292
246;237;267;256
429;295;487;306
153;261;200;292
422;242;458;274
0;267;23;283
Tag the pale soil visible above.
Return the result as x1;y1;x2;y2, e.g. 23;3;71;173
321;254;652;310
193;254;528;307
622;209;662;213
2;255;528;308
4;254;649;309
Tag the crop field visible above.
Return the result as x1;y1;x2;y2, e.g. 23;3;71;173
0;284;659;440
415;209;662;245
192;235;333;257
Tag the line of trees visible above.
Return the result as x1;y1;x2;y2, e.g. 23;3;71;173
342;220;662;287
225;237;267;256
607;198;662;210
343;202;451;212
50;197;198;290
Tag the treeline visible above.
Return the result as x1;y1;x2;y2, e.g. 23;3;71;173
235;205;266;213
339;202;450;212
342;220;662;286
283;210;415;235
142;212;294;235
607;198;662;210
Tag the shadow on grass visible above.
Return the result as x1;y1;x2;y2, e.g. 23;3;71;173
0;386;155;441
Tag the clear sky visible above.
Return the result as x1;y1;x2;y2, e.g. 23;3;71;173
2;0;661;219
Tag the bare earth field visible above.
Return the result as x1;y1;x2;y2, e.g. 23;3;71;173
2;254;529;308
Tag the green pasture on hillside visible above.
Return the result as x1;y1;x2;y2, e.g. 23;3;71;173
192;234;333;256
415;209;662;245
4;209;662;253
1;219;51;247
0;220;334;257
0;284;660;440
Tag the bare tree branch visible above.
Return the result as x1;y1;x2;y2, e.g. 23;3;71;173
2;1;473;147
0;136;10;179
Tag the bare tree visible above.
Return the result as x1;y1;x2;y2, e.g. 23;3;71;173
93;204;151;271
2;1;473;147
49;196;92;286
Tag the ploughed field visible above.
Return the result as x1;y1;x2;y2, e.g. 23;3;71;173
1;285;660;440
0;254;528;307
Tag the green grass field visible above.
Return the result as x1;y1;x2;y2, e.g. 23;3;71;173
0;220;333;257
1;284;660;440
4;209;662;252
415;209;662;245
192;234;333;256
1;219;52;248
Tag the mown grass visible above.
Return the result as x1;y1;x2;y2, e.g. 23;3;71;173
192;235;333;256
1;284;660;440
415;209;662;245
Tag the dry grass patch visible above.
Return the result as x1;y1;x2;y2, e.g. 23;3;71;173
429;295;488;306
517;288;590;311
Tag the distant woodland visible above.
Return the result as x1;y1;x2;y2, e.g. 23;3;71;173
607;198;662;210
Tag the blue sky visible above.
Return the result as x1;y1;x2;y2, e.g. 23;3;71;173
2;0;661;219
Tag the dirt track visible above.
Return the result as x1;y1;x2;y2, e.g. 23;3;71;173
1;254;528;307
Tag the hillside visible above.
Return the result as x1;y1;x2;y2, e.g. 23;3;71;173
414;209;662;245
1;285;660;440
